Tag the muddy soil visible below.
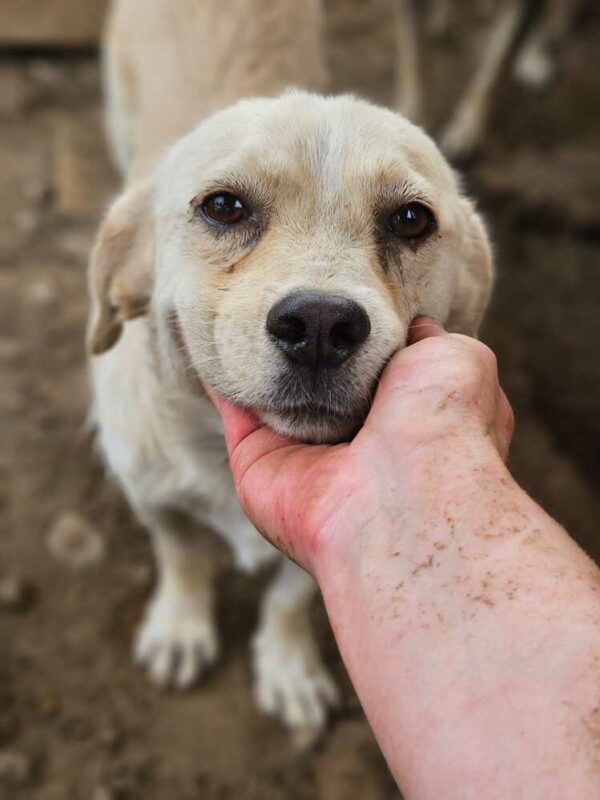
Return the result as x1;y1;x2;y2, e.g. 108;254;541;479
1;5;599;799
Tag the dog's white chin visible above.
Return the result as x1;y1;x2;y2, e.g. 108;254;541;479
259;408;359;445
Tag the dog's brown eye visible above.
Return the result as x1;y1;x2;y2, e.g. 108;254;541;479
200;193;247;225
388;203;435;240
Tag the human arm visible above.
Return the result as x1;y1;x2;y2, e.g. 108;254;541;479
213;318;600;799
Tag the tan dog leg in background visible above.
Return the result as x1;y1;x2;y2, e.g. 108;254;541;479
514;0;580;88
440;0;523;159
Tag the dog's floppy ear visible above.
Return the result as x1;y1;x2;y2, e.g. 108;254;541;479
446;199;494;337
87;181;154;355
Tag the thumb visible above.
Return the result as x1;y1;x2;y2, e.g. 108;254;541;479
407;315;448;345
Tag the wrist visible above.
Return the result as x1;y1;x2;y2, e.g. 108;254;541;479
311;429;510;586
395;428;510;516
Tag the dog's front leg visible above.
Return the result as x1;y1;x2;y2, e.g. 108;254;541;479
252;559;339;745
134;508;219;689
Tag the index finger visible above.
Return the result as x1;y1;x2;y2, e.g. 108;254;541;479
407;316;448;345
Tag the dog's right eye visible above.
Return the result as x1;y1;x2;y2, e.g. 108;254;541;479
387;202;435;240
199;193;248;226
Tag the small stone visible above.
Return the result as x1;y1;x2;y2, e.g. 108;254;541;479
26;277;58;307
92;787;115;800
0;749;32;785
15;207;39;236
28;60;65;92
0;576;32;612
46;511;106;570
97;725;123;753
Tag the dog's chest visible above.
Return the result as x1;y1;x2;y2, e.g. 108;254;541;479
132;428;277;572
95;381;276;571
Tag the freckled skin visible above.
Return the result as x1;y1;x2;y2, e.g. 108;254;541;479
214;318;600;800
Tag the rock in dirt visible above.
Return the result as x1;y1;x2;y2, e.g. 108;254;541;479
26;277;58;307
0;575;33;612
96;724;124;753
92;787;115;800
0;749;32;785
46;511;106;569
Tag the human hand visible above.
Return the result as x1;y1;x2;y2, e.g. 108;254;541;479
213;319;600;800
211;317;514;573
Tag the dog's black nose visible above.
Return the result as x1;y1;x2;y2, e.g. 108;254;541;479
266;290;371;370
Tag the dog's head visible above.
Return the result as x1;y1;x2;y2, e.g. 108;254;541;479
89;92;492;442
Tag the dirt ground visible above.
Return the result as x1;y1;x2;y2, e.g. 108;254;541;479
1;4;599;799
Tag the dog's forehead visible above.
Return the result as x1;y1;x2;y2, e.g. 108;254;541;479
158;93;457;207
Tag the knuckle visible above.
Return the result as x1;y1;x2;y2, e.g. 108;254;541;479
462;340;499;386
419;335;501;406
479;342;498;372
465;337;497;369
502;394;515;435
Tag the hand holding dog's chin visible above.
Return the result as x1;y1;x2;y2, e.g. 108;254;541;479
212;317;514;576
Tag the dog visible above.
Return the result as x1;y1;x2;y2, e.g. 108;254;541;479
88;0;493;741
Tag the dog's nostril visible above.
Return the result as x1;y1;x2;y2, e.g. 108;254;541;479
330;321;356;350
275;314;306;345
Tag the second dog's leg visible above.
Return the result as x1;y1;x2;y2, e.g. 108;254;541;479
513;0;579;88
134;509;219;689
252;559;338;743
440;0;523;159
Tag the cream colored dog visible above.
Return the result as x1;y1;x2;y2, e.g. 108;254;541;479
89;0;492;739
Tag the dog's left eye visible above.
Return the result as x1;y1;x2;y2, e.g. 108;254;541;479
199;193;248;226
388;202;435;240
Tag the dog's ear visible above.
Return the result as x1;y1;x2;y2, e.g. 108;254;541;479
446;199;494;337
87;181;154;355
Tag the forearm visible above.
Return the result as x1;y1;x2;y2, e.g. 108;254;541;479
315;436;600;799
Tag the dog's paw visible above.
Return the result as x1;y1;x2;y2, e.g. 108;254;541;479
134;587;218;689
252;629;339;745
